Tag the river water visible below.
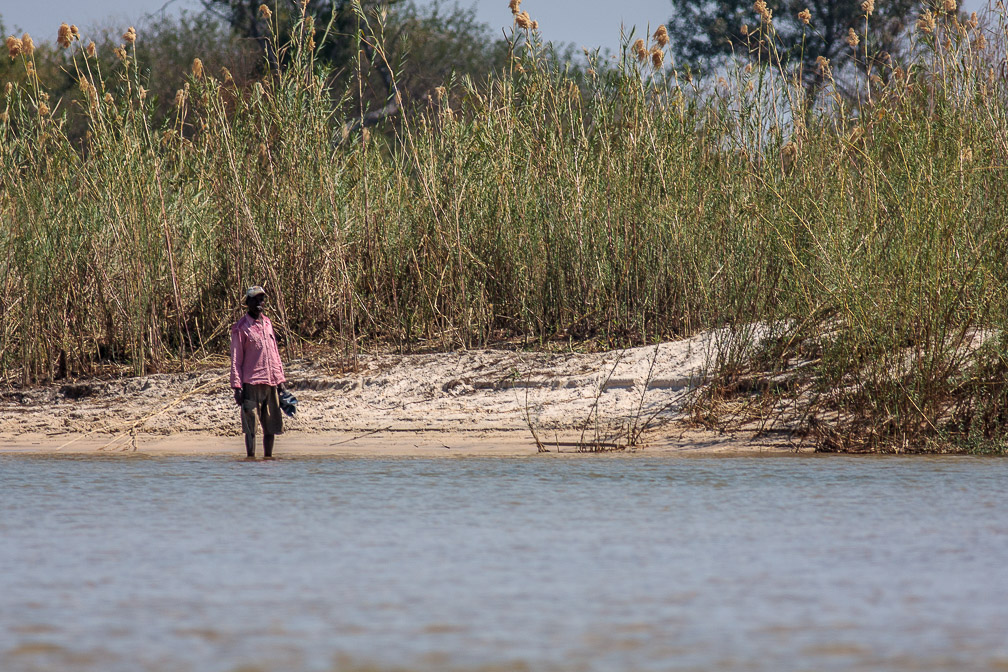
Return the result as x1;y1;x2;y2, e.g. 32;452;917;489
1;454;1006;672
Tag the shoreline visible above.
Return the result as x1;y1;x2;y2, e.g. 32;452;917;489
0;428;793;457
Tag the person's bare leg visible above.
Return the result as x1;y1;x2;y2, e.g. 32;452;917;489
245;434;256;458
263;434;275;459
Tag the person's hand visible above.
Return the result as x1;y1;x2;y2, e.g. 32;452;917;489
233;388;243;406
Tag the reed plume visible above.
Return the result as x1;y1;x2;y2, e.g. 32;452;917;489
57;23;72;48
6;35;22;58
651;47;664;69
653;25;669;48
633;38;648;62
781;141;798;172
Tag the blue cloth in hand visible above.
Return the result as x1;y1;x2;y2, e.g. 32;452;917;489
279;389;298;417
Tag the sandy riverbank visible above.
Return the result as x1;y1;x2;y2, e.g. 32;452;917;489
0;333;794;456
0;428;777;456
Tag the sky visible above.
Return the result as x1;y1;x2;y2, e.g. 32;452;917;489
0;0;675;55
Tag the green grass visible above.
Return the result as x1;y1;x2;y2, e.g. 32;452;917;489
2;5;1007;451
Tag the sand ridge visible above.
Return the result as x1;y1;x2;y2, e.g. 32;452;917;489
0;333;789;455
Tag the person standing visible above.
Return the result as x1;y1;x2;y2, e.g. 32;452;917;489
230;286;287;458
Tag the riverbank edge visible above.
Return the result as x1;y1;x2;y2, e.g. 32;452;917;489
0;427;800;457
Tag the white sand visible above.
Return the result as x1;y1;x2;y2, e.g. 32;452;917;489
0;333;791;455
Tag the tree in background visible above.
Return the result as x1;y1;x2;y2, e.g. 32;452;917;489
129;12;260;123
380;1;510;108
201;0;392;72
198;0;508;129
664;0;921;99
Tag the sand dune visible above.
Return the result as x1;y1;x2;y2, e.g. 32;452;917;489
0;333;789;455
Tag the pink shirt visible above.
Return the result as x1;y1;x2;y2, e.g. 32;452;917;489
230;313;286;389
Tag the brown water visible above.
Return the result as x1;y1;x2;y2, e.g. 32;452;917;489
1;453;1007;671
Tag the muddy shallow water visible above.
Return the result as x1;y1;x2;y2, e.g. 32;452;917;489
1;454;1006;672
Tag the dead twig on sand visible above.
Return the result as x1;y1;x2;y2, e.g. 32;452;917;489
329;426;393;446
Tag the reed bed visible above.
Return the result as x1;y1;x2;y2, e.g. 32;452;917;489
2;2;1007;451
